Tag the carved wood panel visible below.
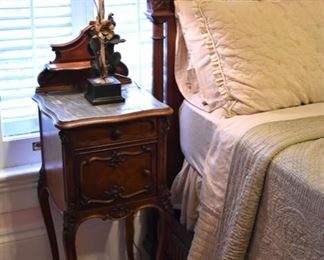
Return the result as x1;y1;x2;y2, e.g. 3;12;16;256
76;144;156;206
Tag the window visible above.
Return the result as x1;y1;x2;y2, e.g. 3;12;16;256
105;1;152;90
0;0;152;168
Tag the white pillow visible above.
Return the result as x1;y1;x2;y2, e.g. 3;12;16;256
175;0;226;112
187;0;324;116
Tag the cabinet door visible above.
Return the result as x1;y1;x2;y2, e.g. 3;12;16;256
75;144;157;206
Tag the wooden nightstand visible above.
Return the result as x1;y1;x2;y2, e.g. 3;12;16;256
33;85;173;260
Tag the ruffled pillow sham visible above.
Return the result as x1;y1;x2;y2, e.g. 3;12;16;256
176;0;324;116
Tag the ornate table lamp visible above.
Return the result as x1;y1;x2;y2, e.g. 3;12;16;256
85;0;129;105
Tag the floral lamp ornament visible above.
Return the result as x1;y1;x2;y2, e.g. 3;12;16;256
85;0;130;105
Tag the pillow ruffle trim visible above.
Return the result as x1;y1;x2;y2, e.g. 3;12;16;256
194;0;237;117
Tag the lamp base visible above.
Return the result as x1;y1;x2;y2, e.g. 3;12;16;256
85;76;125;105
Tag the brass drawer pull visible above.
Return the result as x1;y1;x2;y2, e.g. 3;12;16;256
111;129;122;140
142;169;151;178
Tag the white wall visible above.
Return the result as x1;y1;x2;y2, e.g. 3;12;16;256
0;164;51;260
0;165;149;260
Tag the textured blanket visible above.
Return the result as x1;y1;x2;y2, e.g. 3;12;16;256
247;138;324;259
189;115;324;259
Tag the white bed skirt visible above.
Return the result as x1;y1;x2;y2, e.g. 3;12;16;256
171;160;202;231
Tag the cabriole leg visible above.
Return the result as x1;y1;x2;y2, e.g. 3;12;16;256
38;167;60;260
63;209;78;260
125;214;135;260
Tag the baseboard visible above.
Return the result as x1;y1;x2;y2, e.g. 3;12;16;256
0;215;45;245
0;225;51;260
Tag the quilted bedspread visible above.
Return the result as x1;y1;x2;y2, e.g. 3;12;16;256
189;115;324;259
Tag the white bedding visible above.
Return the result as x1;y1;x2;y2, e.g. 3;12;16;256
174;0;324;234
175;0;324;116
175;100;324;228
201;102;324;216
179;98;223;176
173;1;324;258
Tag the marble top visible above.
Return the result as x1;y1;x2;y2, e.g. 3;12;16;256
33;85;172;129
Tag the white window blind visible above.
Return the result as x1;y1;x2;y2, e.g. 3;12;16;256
105;0;152;90
0;0;78;139
0;0;152;141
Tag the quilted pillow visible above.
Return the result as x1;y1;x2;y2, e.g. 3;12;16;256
194;0;324;116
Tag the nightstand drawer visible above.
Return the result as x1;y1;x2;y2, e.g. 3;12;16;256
76;144;157;206
70;118;157;148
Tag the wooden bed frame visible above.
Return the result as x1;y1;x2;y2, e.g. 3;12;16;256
145;0;184;185
36;0;192;258
145;2;194;259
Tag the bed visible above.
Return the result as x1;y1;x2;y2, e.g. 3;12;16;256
146;0;324;259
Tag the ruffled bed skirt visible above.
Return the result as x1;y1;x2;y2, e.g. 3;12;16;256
170;160;202;231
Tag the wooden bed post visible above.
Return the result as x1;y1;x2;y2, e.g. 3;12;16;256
145;1;172;102
151;16;164;101
146;0;184;186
